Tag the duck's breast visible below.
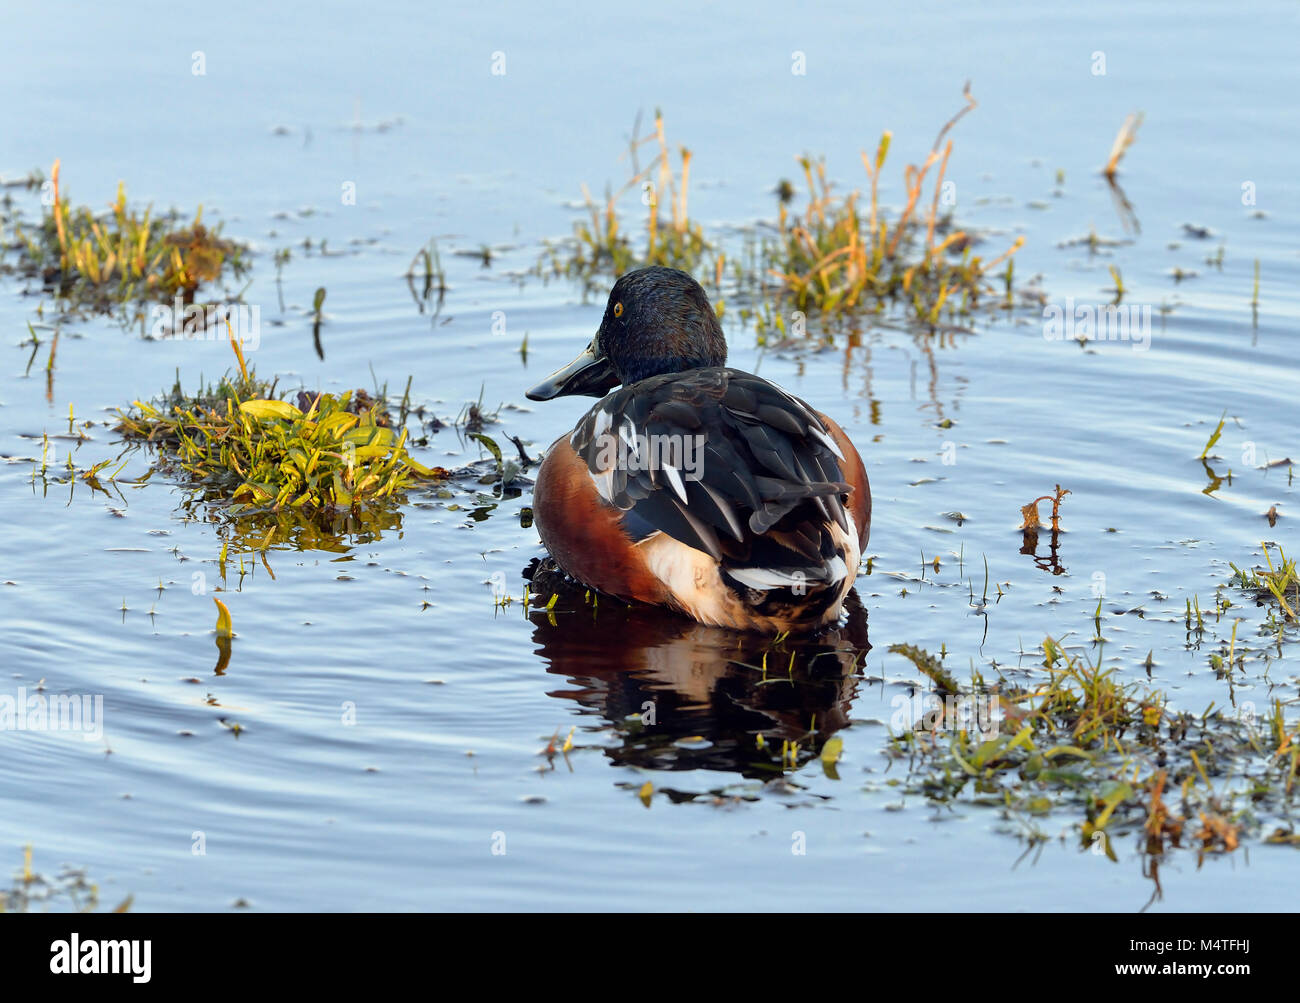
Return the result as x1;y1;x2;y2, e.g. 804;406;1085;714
532;434;670;605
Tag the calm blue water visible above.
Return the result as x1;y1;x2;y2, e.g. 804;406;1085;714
1;1;1297;911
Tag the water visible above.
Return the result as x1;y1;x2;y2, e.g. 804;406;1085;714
1;1;1297;911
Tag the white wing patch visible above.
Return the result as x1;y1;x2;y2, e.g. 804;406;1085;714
807;423;845;461
660;462;688;504
578;407;618;502
728;567;811;590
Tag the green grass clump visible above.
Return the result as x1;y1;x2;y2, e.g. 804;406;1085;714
114;343;446;551
1230;543;1299;623
536;91;1029;334
13;160;249;313
750;85;1024;330
537;111;714;295
890;638;1298;860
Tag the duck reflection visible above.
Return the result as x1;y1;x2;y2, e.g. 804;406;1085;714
526;567;870;779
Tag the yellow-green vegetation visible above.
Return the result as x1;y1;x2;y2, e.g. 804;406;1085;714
114;343;447;552
12;160;248;312
538;90;1029;335
749;84;1024;330
1103;111;1144;179
1230;543;1299;625
538;110;712;294
889;641;959;695
890;638;1299;860
2;844;130;913
1198;409;1227;460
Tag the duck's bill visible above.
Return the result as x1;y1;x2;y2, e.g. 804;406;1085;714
525;343;619;401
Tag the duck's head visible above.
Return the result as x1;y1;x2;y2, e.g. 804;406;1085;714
526;266;727;401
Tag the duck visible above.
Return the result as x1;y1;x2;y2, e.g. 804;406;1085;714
525;266;870;634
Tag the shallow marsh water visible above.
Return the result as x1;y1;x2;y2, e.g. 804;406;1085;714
1;1;1298;910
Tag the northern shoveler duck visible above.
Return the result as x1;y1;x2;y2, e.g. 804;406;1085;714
526;266;870;633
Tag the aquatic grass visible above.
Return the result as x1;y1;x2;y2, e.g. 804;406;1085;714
406;236;448;317
538;110;713;294
1103;112;1144;178
2;844;130;913
889;642;959;697
114;342;448;551
1018;485;1070;573
12;160;249;314
1197;409;1227;460
889;639;1298;860
1019;484;1069;532
749;84;1025;330
1107;264;1125;304
1230;544;1299;622
537;92;1031;332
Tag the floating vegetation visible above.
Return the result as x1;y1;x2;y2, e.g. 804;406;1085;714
1019;484;1069;532
1018;484;1070;574
311;286;327;360
2;844;130;913
747;85;1025;328
406;237;448;318
537;90;1032;335
1099;114;1144;234
1230;544;1299;625
213;596;234;637
889;639;1299;870
1198;409;1227;460
114;341;448;552
538;110;712;295
212;596;234;674
1103;112;1144;179
889;642;960;696
10;160;249;314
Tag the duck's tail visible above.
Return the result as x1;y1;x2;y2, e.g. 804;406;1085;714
637;510;860;633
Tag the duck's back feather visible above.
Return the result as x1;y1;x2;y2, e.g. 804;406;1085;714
536;367;870;631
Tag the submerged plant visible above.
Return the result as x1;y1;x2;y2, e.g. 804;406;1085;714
12;160;249;314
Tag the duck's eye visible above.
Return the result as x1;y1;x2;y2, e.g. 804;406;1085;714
613;302;624;318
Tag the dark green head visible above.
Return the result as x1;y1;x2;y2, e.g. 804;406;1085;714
526;266;727;401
